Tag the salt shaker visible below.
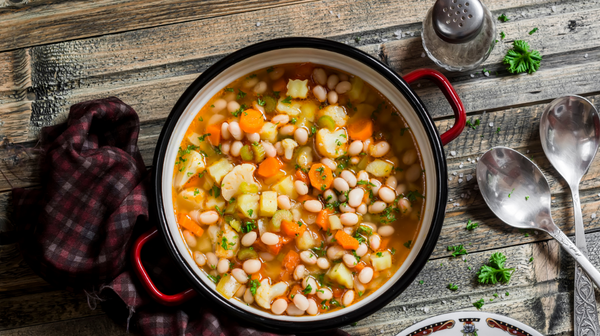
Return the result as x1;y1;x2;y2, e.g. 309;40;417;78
422;0;496;71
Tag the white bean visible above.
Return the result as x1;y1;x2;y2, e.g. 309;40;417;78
269;67;285;80
228;121;244;140
243;288;254;304
356;243;368;257
370;141;391;157
294;128;309;145
287;303;305;316
272;114;289;126
369;234;381;250
241;232;257;246
370;178;382;196
342;290;355;306
303;200;323;213
231;268;248;284
357;170;369;184
302;277;318;295
235;285;246;298
359;267;374;284
350;156;360;165
242;259;262;274
223;91;236;102
221;122;231;140
368;201;387;214
280;124;296;136
274;142;284;156
339;203;356;213
317;257;330;269
294;265;306;281
348;188;364;207
300;251;317;265
357;203;368;215
313;85;327;102
277;195;291;210
327;245;346;260
321;158;337;170
317;288;333;300
259;252;275;261
348;140;364;156
253;101;265;114
247;132;260;143
396;183;407;196
399;198;413;214
327;91;338;104
323;189;338;203
194;251;206;266
206;252;218;269
335;81;352;94
230;141;243;157
340;213;359;226
338;193;347;202
313;68;328;85
183;230;197;247
341;170;357;187
379;186;396;203
386;176;398;189
354;276;365;293
343;254;358;268
262;142;277;158
261;232;280;245
227;101;241;114
403;149;418;166
199;211;219;224
295;180;309;195
211;99;227;113
363;138;372;152
307;299;319;316
217;258;230;274
221;141;231;155
406;164;422;182
327;74;339;90
293;294;309;311
271;298;288;315
378;225;395;237
333;177;350;192
243;77;259;89
253;81;267;94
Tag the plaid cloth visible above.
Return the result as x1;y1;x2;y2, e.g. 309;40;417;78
12;97;349;336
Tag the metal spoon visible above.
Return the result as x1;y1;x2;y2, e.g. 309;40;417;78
539;95;600;335
476;147;600;288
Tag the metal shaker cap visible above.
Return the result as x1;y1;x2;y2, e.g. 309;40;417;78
432;0;484;43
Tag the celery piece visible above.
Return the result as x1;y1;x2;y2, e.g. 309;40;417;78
317;115;336;131
240;145;254;161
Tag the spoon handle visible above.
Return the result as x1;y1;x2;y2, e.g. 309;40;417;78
548;228;600;288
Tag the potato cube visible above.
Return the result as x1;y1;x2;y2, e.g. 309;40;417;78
366;160;394;177
260;122;278;143
371;251;392;271
326;263;354;289
216;273;241;299
271;175;298;199
328;215;343;230
259;191;278;217
316;128;348;159
236;193;260;219
319;105;348;127
286;79;309;98
207;158;234;184
276;98;303;116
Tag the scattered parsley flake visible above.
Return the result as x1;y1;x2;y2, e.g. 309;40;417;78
500;31;506;39
447;245;468;257
529;27;538;35
447;283;458;291
282;96;292;104
473;298;485;309
403;240;412;249
466;220;479;231
498;14;509;22
508;188;515;198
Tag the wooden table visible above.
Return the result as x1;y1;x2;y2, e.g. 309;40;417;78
1;0;599;334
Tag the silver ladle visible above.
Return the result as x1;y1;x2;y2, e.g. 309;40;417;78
476;147;600;288
539;95;600;335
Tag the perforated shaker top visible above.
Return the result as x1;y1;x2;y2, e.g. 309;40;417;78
432;0;484;43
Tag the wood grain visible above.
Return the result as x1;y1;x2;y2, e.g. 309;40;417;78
0;315;129;336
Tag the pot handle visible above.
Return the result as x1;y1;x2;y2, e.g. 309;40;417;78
131;227;196;306
403;69;466;145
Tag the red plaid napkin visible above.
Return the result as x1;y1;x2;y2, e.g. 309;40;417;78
13;97;348;335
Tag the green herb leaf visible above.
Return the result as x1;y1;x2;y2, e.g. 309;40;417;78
282;96;292;104
503;40;542;74
477;252;515;284
466;220;479;231
447;283;459;291
529;27;538;35
498;14;509;22
473;298;485;309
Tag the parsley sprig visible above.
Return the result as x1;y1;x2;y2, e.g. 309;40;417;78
477;252;515;284
503;40;542;74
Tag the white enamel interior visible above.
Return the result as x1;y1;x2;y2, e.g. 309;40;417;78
161;48;439;321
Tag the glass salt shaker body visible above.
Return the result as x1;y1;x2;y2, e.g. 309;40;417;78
422;0;496;72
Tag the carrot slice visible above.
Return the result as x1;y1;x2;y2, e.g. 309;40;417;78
281;219;307;238
379;238;391;251
295;169;309;184
239;108;265;133
308;163;334;190
335;230;359;250
206;123;221;146
316;209;332;231
332;287;345;298
257;157;283;178
282;250;301;272
347;119;373;141
178;213;204;237
296;195;316;203
354;261;366;272
273;78;287;92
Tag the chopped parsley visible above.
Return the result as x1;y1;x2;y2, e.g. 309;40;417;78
498;14;509;22
400;127;410;136
290;117;297;124
220;237;235;250
247;209;253;217
529;27;538;35
311;241;326;257
241;220;257;233
248;279;261;295
231;104;247;117
500;31;506;40
209;185;221;198
207;274;221;284
257;97;265;106
447;244;468;257
302;284;313;295
477;252;515;284
403;240;412;249
466;119;481;130
525;196;530;201
406;190;425;202
237;89;246;100
447;283;459;291
224;88;234;92
508;188;515;198
473;298;485;309
376;252;383;257
466;220;479;231
282;95;292;104
496;127;500;134
266;67;274;73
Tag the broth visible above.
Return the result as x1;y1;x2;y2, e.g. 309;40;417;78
172;63;425;316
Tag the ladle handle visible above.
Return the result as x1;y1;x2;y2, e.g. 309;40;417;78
549;229;600;288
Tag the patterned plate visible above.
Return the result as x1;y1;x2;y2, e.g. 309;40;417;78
397;311;544;336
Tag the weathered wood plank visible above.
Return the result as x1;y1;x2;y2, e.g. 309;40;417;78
0;0;320;52
0;49;31;143
0;315;128;336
